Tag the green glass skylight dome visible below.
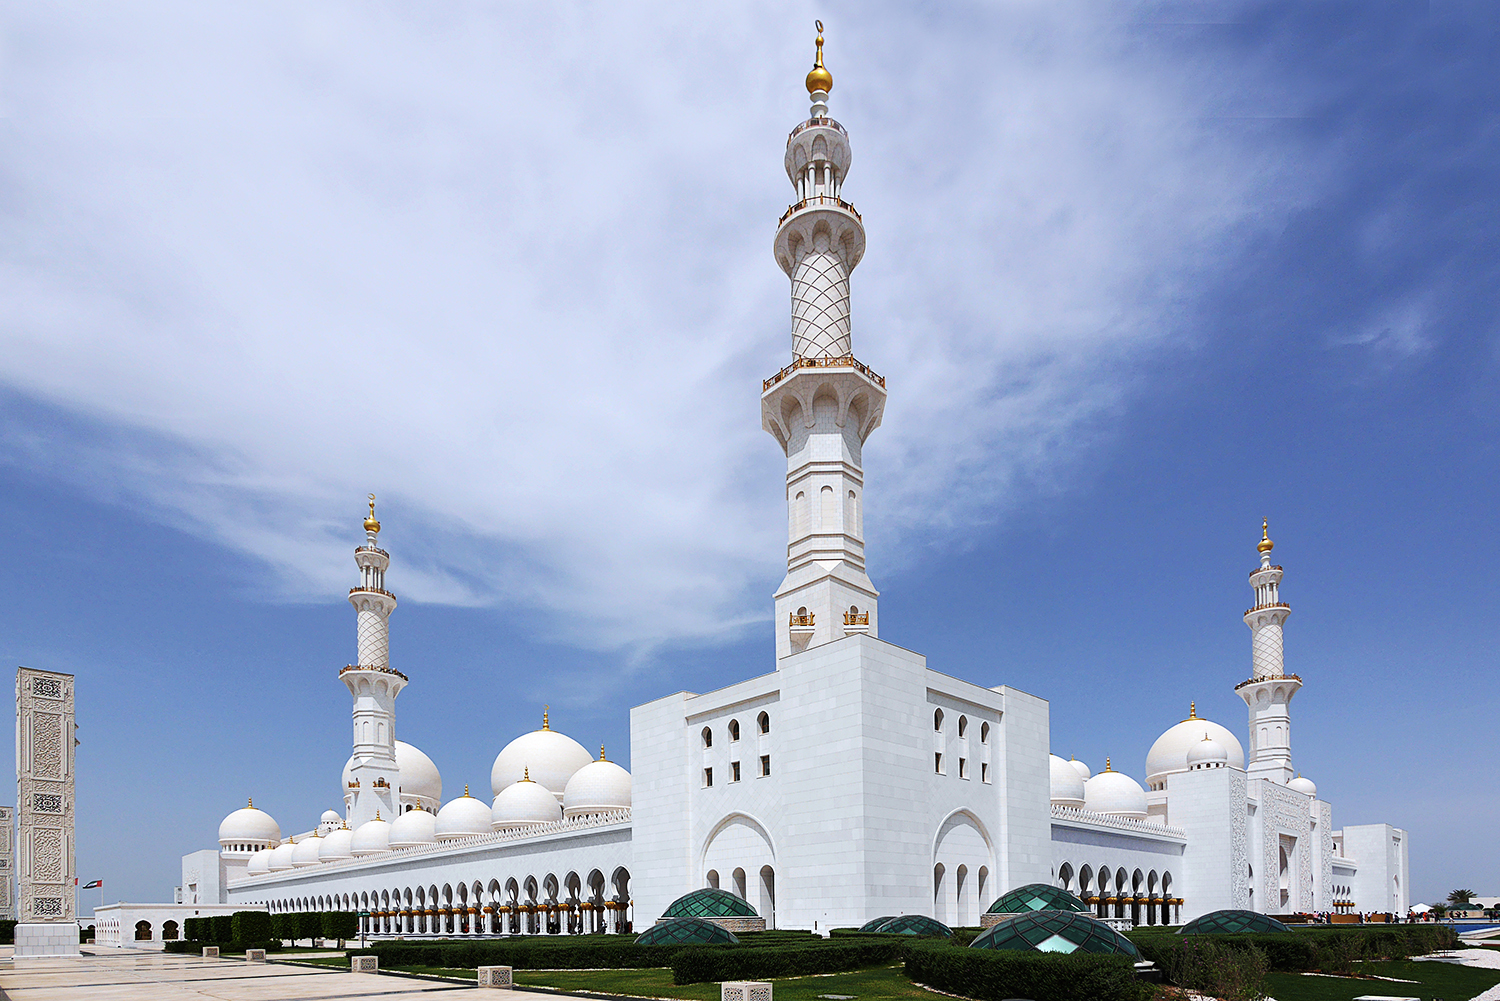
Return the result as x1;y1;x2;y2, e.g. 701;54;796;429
635;917;740;945
661;888;759;919
971;910;1141;957
1179;910;1291;935
869;915;952;937
986;883;1091;914
858;915;897;932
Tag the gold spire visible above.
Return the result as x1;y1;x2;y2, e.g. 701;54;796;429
523;766;532;782
464;783;470;798
364;494;381;534
1258;518;1274;554
542;706;550;730
1186;701;1197;721
1105;757;1112;772
805;20;832;95
248;797;254;809
599;743;607;762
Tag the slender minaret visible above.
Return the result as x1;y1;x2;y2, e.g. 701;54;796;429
1236;520;1301;783
342;494;405;827
762;22;887;661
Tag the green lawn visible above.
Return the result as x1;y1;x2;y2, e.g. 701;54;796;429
1263;957;1500;1001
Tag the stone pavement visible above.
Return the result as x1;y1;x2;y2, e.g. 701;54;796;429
0;948;557;1001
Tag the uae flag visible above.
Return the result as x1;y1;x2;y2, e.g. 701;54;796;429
82;880;103;889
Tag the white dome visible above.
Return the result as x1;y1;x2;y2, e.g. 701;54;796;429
1146;712;1245;783
245;848;273;875
1069;758;1091;781
321;809;341;823
493;777;564;828
218;802;281;847
1049;754;1086;807
342;740;443;811
1084;766;1149;820
435;791;495;841
1288;774;1318;797
267;840;298;871
1186;733;1229;769
318;826;354;861
388;808;438;848
563;758;632;817
291;833;323;867
490;723;593;801
350;817;392;856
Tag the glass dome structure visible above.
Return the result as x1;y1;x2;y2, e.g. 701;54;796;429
635;917;740;945
858;915;897;932
661;888;760;919
986;883;1091;914
868;915;952;937
970;910;1141;957
1179;910;1290;935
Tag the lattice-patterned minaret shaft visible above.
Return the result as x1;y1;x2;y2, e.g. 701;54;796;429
341;494;406;827
762;23;887;660
1236;520;1301;784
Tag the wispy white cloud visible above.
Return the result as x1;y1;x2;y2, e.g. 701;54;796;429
0;2;1310;651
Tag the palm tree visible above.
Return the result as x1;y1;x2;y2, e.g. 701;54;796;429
1448;889;1477;905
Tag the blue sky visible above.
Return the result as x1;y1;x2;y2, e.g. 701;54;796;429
0;2;1494;909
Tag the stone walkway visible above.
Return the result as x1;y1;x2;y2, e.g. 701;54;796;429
0;949;549;1001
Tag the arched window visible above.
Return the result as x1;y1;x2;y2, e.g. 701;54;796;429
701;726;712;749
728;719;740;741
934;708;944;731
820;485;836;530
757;711;770;735
980;721;990;743
958;715;968;738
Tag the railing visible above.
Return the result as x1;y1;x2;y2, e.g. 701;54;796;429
1234;672;1302;691
844;611;869;626
789;613;815;628
1243;601;1290;616
1248;565;1283;578
779;194;861;227
355;546;390;559
340;664;409;681
789;116;847;141
350;586;397;600
764;353;885;391
1050;804;1186;840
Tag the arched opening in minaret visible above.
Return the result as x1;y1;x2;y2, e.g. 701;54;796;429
820;485;836;530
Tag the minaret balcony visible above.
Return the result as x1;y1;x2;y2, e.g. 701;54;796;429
340;664;409;682
843;610;869;634
763;353;884;392
350;586;397;600
789;613;816;634
778;194;861;227
355;545;389;559
788;116;847;142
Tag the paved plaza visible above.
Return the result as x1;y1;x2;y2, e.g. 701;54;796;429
0;949;553;1001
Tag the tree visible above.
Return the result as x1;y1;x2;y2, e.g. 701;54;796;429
1448;889;1477;905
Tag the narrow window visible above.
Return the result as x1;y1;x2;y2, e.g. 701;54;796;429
982;762;990;783
704;767;713;787
959;757;968;779
758;711;770;734
729;719;740;741
980;721;990;743
701;726;712;748
934;708;944;731
731;761;741;782
760;754;771;777
958;715;968;738
935;752;944;774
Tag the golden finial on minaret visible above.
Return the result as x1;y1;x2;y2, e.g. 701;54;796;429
542;706;550;730
364;494;381;534
805;20;832;95
1258;518;1274;554
1188;701;1197;720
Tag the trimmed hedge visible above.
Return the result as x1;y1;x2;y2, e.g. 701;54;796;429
904;941;1151;1001
209;914;234;942
368;938;683;970
164;939;281;954
671;941;906;984
322;910;359;941
232;911;273;943
1128;924;1460;977
0;919;15;944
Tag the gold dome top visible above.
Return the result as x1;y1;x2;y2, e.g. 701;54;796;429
805;21;832;95
364;494;381;534
1258;518;1274;554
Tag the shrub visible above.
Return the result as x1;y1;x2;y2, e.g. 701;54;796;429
0;919;14;945
672;941;906;984
368;938;682;970
231;911;272;944
1129;924;1462;979
1150;938;1268;1001
322;910;359;942
209;914;234;942
904;941;1150;1001
163;939;281;955
270;914;293;941
296;911;324;942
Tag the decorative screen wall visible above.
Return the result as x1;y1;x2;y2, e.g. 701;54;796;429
16;668;76;924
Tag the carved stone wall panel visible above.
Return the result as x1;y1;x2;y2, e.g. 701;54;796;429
1229;771;1249;907
16;668;76;926
0;805;12;919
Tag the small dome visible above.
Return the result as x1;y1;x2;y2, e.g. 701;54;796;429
388;808;438;848
1287;774;1317;797
563;756;632;817
350;817;392;856
869;915;952;937
245;848;273;875
1069;758;1091;780
663;887;759;919
267;840;298;871
291;833;323;867
436;790;495;840
1049;755;1086;807
490;717;593;801
320;809;341;823
1181;909;1290;935
218;801;281;847
987;883;1091;915
1186;733;1229;769
1146;710;1245;784
972;910;1140;957
634;917;739;946
318;826;354;861
1084;765;1148;820
492;776;564;829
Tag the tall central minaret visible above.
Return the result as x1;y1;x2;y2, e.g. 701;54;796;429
342;495;405;827
761;23;887;661
1237;520;1301;783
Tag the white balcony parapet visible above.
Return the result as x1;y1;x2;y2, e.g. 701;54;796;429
1050;804;1186;841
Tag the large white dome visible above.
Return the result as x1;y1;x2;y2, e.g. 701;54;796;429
1146;711;1245;784
267;840;298;871
318;826;354;861
493;777;565;829
563;757;631;817
218;801;281;847
245;848;273;875
1084;766;1149;820
342;740;442;810
291;833;323;867
436;790;495;841
388;808;438;848
350;817;392;856
491;722;593;801
1048;754;1086;807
